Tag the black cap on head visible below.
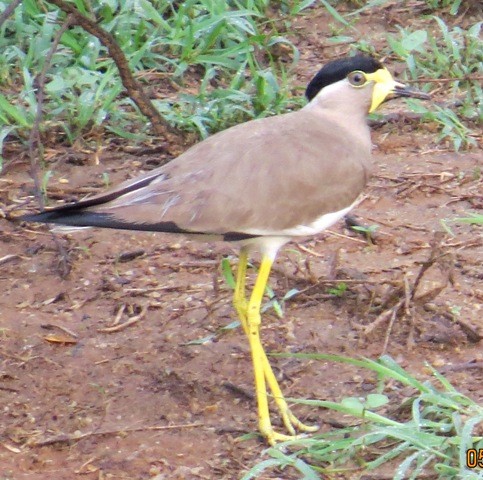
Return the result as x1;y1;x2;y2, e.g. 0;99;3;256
305;55;383;101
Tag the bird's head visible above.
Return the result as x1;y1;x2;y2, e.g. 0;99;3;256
305;55;430;114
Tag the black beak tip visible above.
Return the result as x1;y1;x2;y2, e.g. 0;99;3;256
394;85;431;100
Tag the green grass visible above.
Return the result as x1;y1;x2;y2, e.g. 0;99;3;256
451;213;483;226
350;223;379;245
323;2;481;151
0;0;307;161
243;354;483;480
349;0;467;16
221;256;300;319
1;0;481;168
423;0;464;15
388;18;482;151
441;211;483;235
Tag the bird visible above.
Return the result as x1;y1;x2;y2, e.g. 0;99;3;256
21;55;430;445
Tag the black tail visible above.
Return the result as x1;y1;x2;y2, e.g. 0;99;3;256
21;208;108;228
21;208;205;235
20;171;163;228
20;209;256;241
21;207;178;233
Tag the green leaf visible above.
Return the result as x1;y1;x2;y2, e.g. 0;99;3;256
45;76;66;93
401;30;427;53
366;393;389;409
283;288;299;301
181;334;215;346
341;397;365;415
138;0;170;28
240;458;286;480
290;0;317;15
453;213;483;225
220;320;241;332
0;95;30;128
221;257;236;289
320;0;350;26
104;126;146;141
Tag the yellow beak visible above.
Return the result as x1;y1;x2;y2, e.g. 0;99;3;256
366;67;430;113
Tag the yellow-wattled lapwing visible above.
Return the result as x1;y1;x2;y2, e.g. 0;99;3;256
21;55;430;445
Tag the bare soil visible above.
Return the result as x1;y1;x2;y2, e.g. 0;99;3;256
1;4;482;480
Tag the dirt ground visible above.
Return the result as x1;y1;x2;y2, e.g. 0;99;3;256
1;4;482;480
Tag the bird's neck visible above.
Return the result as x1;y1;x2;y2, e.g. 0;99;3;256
303;99;372;149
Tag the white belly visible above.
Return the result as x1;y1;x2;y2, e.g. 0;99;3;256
240;199;358;259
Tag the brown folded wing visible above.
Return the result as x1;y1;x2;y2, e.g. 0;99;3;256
24;108;372;238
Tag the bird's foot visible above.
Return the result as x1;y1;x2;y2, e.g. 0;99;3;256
266;378;319;437
283;409;319;434
265;429;305;447
259;403;319;445
261;418;318;446
277;405;319;437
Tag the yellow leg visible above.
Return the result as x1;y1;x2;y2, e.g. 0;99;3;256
233;252;318;445
233;248;249;325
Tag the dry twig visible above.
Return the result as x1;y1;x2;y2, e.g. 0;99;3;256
28;16;73;209
363;232;454;352
0;0;21;28
98;304;148;333
26;422;204;447
45;0;181;142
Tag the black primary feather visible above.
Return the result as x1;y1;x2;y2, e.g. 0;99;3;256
305;55;383;101
21;209;257;241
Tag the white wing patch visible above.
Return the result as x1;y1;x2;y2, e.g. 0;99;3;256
243;200;357;237
238;199;359;260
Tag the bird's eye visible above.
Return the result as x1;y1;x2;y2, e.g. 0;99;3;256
348;71;366;87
